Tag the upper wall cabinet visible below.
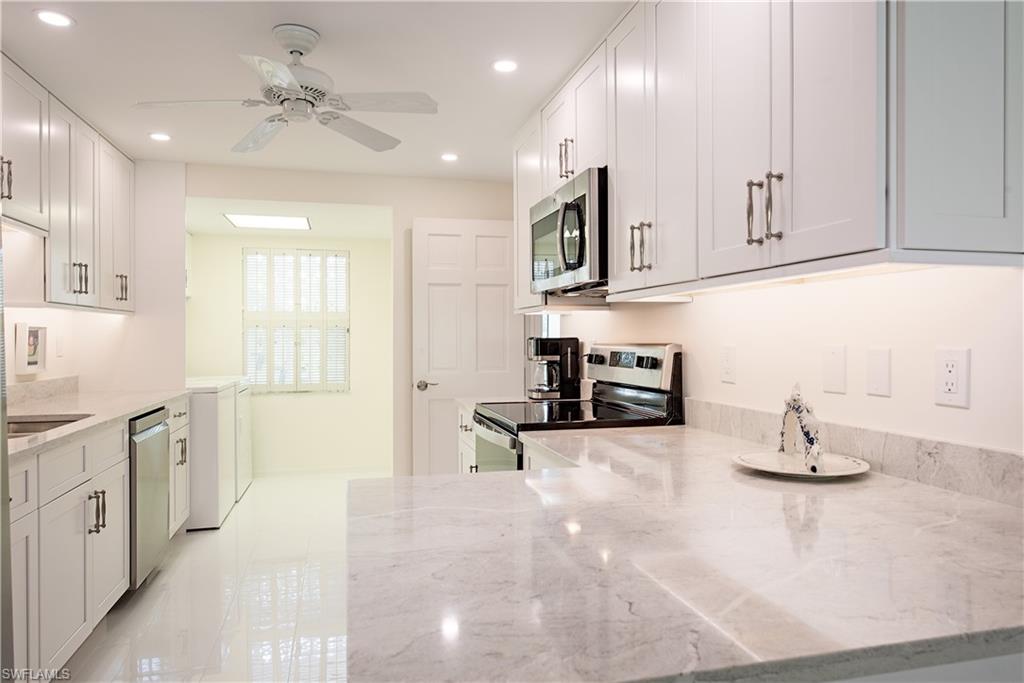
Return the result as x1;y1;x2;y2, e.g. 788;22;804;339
899;0;1023;253
541;45;608;195
2;58;49;232
697;1;885;279
99;140;135;311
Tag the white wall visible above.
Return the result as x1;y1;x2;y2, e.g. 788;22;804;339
185;164;514;475
186;233;393;476
561;265;1023;454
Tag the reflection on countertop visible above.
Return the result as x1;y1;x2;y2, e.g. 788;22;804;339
347;425;1023;682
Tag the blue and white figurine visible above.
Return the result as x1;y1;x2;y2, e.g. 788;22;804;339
779;384;824;474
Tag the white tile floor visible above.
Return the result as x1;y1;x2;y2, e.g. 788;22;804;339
66;472;380;682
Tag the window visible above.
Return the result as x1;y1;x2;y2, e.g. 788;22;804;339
244;248;350;392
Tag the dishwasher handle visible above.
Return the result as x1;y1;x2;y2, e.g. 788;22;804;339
473;415;517;450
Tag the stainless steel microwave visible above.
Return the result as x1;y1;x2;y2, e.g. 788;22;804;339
529;166;607;295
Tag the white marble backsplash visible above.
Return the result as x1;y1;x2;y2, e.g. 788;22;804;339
685;398;1023;508
6;375;79;407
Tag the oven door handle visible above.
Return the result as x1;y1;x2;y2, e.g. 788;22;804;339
473;416;518;450
555;201;569;272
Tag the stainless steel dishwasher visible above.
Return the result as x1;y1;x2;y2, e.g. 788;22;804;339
130;407;170;589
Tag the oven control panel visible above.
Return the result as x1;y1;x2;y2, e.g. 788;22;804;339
584;343;681;391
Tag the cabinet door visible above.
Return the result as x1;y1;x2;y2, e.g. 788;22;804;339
541;87;575;193
570;44;608;173
98;140;133;310
769;0;885;265
1;57;49;230
607;2;655;293
235;389;252;501
10;511;40;670
39;483;92;670
513;116;546;310
47;97;76;305
458;439;477;474
901;0;1023;252
696;1;773;278
217;389;237;524
89;459;130;620
176;429;191;530
73;120;101;307
649;0;699;288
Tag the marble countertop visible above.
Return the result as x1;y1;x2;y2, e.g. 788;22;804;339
347;426;1023;682
7;389;189;461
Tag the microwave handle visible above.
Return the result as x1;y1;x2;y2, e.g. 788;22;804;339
555;201;569;271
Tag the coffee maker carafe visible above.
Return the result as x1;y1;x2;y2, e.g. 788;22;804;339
526;337;581;400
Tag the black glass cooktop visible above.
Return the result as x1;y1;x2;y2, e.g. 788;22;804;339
476;400;668;434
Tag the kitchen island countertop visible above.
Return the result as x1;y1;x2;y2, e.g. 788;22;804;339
347;426;1023;682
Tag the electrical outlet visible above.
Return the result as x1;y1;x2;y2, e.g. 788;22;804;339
823;345;847;394
935;348;970;408
721;346;736;384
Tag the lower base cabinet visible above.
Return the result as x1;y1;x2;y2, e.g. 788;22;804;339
10;511;39;670
90;460;130;618
458;439;477;474
169;424;191;536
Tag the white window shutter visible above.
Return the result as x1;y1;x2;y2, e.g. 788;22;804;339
298;324;323;389
244;250;269;313
271;322;297;391
244;325;269;389
326;252;349;317
299;252;323;314
325;323;349;391
272;251;296;313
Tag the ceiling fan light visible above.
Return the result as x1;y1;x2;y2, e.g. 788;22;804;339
36;10;74;27
224;214;311;230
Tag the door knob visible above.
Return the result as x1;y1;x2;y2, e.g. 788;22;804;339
416;380;439;391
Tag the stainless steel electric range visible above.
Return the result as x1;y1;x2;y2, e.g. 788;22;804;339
473;343;683;471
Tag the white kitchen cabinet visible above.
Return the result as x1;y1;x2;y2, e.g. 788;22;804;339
541;88;574;194
89;459;130;619
186;381;237;530
607;2;655;293
98;139;135;310
513;116;546;311
458;439;477;474
10;510;40;671
47;96;100;307
697;1;884;279
1;57;49;231
9;455;38;522
900;0;1023;253
169;424;191;536
39;481;93;671
235;385;253;501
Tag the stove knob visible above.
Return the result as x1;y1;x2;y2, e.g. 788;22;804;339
586;353;606;365
636;355;660;370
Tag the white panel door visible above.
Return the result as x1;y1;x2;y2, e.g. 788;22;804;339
10;511;40;670
1;57;49;230
412;218;523;474
650;0;699;288
901;0;1023;252
697;0;773;278
39;482;92;670
73;119;100;307
47;97;76;305
513;116;546;310
541;87;575;193
769;0;885;265
607;2;654;293
89;459;130;619
570;44;608;174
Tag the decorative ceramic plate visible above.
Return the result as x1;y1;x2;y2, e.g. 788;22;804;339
732;451;870;480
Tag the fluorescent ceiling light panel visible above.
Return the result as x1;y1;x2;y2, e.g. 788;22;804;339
224;214;310;230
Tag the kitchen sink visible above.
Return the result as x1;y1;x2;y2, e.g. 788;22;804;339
7;414;92;438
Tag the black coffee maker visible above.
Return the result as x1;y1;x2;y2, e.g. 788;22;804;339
525;337;581;400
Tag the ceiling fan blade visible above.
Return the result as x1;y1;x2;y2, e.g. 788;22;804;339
231;115;287;153
134;98;267;108
331;92;438;114
239;54;302;92
318;112;400;151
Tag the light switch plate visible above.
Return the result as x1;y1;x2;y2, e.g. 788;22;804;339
866;347;891;397
935;348;970;408
721;346;736;384
823;345;847;394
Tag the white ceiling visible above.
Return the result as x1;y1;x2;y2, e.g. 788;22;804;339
186;197;392;239
2;1;628;181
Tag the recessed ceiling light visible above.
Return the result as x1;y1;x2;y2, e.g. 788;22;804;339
149;132;171;142
441;153;459;162
224;214;310;230
35;10;74;27
492;60;518;73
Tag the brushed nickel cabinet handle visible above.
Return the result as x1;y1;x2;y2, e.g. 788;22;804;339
124;274;129;301
0;158;12;200
469;464;478;473
87;492;101;533
83;263;90;294
638;221;652;271
746;180;765;246
765;171;784;241
99;489;107;529
5;158;12;200
563;138;574;176
557;141;566;179
183;437;188;464
628;224;639;271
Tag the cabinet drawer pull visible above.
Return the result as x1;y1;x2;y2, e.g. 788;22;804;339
99;489;107;529
746;180;765;246
182;437;188;464
469;464;478;473
557;141;566;178
629;224;640;271
87;492;102;534
638;221;652;271
563;138;574;176
764;171;784;241
0;157;12;200
83;263;90;294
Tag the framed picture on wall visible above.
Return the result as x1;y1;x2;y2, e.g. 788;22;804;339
15;323;47;375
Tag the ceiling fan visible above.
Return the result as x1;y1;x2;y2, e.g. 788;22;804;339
136;23;438;153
